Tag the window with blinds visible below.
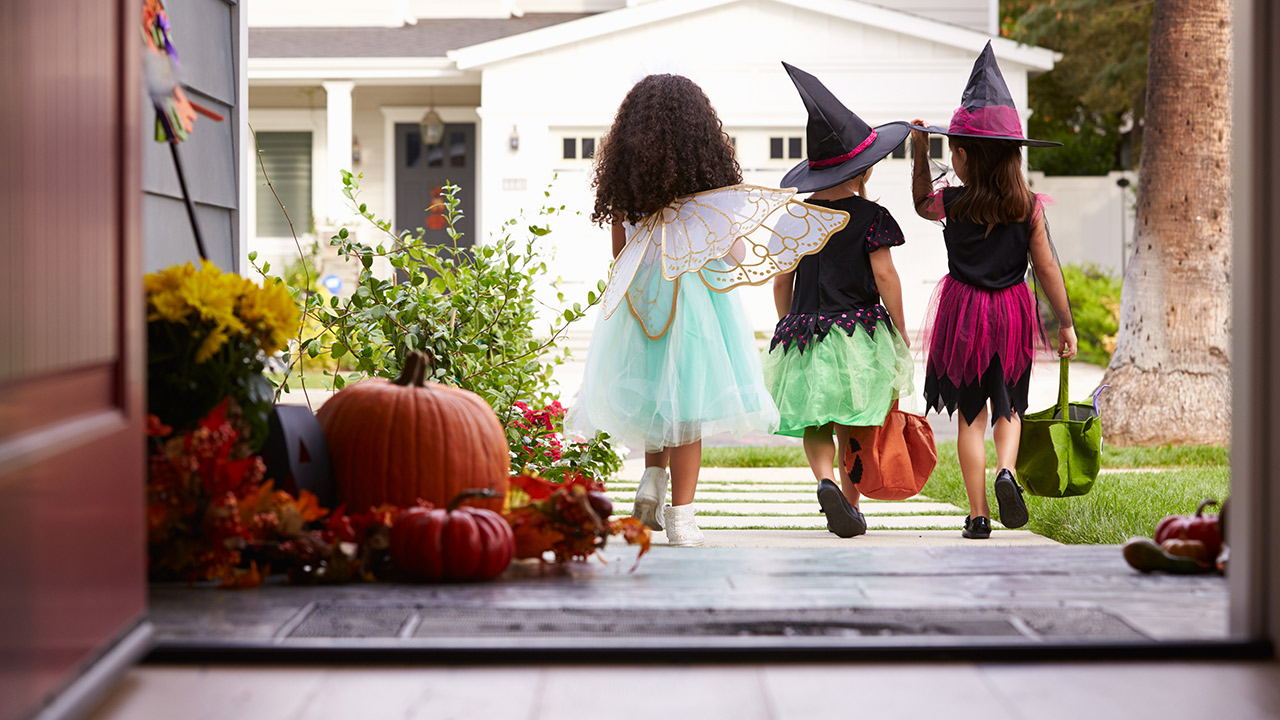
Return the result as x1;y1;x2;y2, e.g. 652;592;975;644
255;131;312;237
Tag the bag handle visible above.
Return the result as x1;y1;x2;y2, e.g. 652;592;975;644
1057;356;1070;418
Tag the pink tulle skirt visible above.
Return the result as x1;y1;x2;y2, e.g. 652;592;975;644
919;275;1048;387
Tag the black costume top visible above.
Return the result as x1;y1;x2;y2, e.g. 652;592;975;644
940;187;1032;290
770;195;905;354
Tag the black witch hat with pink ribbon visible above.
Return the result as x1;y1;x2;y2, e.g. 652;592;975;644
916;41;1061;148
780;62;911;193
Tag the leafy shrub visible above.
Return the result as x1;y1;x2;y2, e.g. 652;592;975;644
255;171;624;479
1060;263;1121;366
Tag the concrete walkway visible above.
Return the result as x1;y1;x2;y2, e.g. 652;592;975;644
611;460;1057;548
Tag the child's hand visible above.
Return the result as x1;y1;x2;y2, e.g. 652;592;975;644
1058;326;1078;360
910;119;930;147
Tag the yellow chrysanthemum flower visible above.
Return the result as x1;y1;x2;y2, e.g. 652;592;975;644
237;278;301;354
148;291;192;323
194;326;230;364
180;262;244;336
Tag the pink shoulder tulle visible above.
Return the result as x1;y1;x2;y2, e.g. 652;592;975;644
1032;193;1055;222
922;189;946;218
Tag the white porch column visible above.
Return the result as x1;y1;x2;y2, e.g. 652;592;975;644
322;80;355;226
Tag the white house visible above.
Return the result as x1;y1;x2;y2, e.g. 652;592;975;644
246;0;1069;331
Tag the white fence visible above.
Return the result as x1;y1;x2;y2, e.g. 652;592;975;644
1029;170;1137;278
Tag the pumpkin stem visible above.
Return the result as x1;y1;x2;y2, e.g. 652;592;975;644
1196;498;1220;517
448;488;504;511
394;351;432;388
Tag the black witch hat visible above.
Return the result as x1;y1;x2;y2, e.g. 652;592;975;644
915;41;1061;147
780;62;911;193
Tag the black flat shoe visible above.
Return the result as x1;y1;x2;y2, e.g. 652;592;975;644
962;515;992;539
994;469;1029;529
817;478;867;538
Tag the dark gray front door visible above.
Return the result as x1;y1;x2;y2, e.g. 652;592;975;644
394;122;476;248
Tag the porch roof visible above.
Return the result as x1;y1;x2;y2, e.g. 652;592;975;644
248;13;594;59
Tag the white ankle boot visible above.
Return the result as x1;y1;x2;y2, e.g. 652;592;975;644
632;467;669;530
663;504;705;547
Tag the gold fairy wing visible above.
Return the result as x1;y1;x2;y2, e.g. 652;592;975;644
600;216;678;339
698;192;849;292
658;185;796;281
624;235;678;340
600;215;658;320
602;184;846;341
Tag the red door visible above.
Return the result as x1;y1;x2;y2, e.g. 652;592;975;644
0;1;148;718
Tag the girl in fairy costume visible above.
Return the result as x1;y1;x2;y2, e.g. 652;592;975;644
910;42;1077;539
762;63;916;538
567;74;848;546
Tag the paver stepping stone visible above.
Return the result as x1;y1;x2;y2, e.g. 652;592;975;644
664;529;1060;547
606;458;1053;546
689;515;993;530
609;501;963;516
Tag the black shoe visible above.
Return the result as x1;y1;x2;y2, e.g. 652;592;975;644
962;515;992;539
994;469;1029;529
817;478;867;538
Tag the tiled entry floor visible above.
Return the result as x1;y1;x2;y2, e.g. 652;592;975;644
89;661;1280;720
147;544;1229;653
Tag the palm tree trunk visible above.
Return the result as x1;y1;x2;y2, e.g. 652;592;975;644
1099;0;1233;446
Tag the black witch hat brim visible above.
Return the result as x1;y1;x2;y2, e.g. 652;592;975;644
910;121;1063;148
781;121;912;193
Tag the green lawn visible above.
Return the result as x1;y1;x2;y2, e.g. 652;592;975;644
702;442;1230;545
265;372;342;391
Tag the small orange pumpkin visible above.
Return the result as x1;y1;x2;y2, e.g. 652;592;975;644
316;351;509;512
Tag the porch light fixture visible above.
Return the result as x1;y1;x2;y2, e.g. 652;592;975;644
419;108;445;146
351;136;362;166
509;125;519;151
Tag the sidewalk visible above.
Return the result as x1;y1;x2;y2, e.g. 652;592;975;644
612;460;1057;548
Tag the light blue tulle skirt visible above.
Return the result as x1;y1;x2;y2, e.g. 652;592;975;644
566;280;780;452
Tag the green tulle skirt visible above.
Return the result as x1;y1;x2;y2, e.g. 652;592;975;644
762;323;915;437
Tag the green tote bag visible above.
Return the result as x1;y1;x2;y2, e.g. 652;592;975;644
1015;358;1103;497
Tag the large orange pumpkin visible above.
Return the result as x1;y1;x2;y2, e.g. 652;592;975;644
316;351;509;512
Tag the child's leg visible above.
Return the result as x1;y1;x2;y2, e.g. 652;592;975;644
991;406;1030;528
668;440;702;506
833;423;861;509
645;448;670;471
802;423;836;482
956;406;991;518
992;411;1022;472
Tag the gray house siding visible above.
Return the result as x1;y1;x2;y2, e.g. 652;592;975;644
142;0;243;272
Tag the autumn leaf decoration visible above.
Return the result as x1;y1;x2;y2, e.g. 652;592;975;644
505;473;650;570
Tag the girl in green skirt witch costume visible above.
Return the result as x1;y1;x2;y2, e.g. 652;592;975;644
762;63;915;539
909;42;1077;539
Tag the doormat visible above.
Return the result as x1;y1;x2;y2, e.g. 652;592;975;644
282;604;1148;644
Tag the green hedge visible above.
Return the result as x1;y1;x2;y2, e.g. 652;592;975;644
1044;263;1122;367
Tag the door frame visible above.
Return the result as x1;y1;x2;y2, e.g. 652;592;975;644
1229;0;1280;642
380;105;483;242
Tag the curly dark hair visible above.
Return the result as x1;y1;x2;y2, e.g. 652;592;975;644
591;74;742;226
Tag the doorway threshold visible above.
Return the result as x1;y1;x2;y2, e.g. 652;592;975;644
146;545;1268;664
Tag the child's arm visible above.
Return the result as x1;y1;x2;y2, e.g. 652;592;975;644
870;249;910;348
772;272;794;320
910;120;944;222
1028;210;1078;359
611;221;626;259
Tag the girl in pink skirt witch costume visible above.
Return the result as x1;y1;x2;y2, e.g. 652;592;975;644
909;42;1077;539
